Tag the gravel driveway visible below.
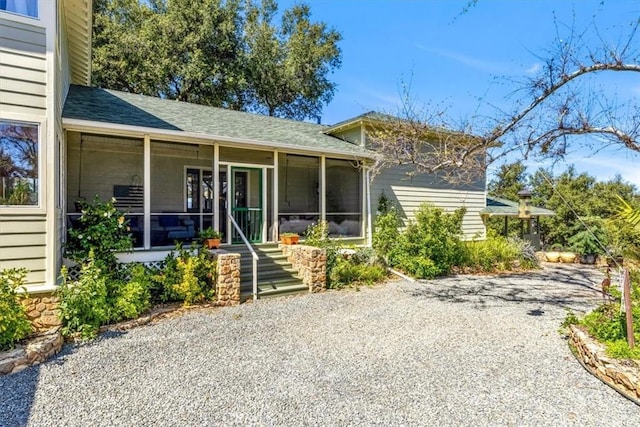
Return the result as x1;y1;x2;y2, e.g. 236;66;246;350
2;264;639;426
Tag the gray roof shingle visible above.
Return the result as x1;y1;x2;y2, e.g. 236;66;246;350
62;85;372;157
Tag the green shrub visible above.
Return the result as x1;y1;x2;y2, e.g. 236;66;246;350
0;268;32;351
460;233;539;273
108;264;152;321
329;247;387;289
57;259;109;340
372;208;400;258
152;245;216;305
388;204;466;279
64;196;133;270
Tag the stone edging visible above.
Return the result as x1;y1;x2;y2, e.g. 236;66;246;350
0;328;63;375
569;325;640;405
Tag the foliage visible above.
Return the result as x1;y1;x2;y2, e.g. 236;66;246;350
64;196;133;270
152;244;216;305
568;219;608;256
329;260;386;289
576;267;640;359
198;227;221;240
57;260;109;340
372;207;400;259
107;263;152;322
0;269;32;351
388;204;466;279
460;232;539;273
280;232;299;237
92;0;341;121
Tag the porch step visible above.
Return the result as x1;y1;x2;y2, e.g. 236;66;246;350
228;243;308;300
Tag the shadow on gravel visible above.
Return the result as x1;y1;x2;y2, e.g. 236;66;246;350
404;265;603;313
0;364;40;427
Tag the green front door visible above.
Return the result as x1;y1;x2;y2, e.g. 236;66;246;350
231;167;263;243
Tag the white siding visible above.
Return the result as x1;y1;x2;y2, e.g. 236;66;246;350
0;16;47;115
371;166;486;239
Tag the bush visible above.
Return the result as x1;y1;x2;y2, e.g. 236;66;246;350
57;259;109;340
108;264;152;322
0;268;32;351
388;204;466;279
152;245;216;305
329;247;387;289
460;233;539;273
372;208;400;258
65;196;133;270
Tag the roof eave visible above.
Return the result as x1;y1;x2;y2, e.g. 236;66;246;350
63;0;92;86
62;117;377;159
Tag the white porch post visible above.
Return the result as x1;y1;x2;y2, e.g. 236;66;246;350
320;155;326;222
213;144;220;234
365;168;372;246
262;167;267;242
273;150;279;241
143;135;151;249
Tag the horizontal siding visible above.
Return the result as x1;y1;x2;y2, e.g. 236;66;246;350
0;17;47;114
0;215;47;286
371;167;486;239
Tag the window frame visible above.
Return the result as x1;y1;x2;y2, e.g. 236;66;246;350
0;0;39;19
0;117;45;214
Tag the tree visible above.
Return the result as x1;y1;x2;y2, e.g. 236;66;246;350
91;0;342;120
368;16;640;184
487;161;527;201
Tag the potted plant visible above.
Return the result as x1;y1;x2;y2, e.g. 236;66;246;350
199;227;221;249
545;243;562;263
559;248;577;263
280;232;300;245
568;229;606;265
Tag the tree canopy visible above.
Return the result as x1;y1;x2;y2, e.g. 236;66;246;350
91;0;342;121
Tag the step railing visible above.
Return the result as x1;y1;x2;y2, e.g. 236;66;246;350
228;213;259;300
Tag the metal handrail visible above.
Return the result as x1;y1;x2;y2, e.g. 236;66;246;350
228;213;259;300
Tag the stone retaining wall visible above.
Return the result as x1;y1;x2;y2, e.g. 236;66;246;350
22;294;62;332
0;328;63;375
569;325;640;402
282;244;326;293
215;253;241;306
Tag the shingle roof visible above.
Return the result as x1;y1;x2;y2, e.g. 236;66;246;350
481;196;556;217
62;85;373;157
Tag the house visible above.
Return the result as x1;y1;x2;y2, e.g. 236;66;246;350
0;1;487;300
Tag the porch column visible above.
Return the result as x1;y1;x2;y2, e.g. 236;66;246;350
143;135;151;249
320;155;326;222
273;150;279;240
213;144;220;234
262;167;268;242
365;168;372;246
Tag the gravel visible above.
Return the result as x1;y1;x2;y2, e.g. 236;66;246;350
2;263;639;426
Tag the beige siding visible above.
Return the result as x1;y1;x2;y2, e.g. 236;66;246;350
0;215;47;285
371;166;486;239
0;16;47;115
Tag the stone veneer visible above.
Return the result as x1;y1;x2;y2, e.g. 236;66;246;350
0;328;63;375
569;325;640;403
22;294;62;332
282;244;326;293
215;253;241;306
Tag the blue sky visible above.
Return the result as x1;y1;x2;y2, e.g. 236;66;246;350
279;0;640;187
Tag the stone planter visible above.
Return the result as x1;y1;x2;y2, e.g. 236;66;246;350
580;254;596;264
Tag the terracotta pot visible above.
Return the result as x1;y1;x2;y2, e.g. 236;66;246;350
545;251;560;262
281;235;299;245
205;238;221;249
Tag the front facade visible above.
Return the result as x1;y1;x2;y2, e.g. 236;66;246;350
0;1;486;294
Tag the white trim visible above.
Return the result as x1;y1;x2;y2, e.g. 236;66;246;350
273;150;279;240
62;118;376;159
366;168;372;246
143;135;151;249
219;161;274;169
320;155;326;221
262;167;267;242
213;144;220;234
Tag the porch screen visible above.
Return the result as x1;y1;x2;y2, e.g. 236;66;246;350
278;154;319;235
325;158;362;237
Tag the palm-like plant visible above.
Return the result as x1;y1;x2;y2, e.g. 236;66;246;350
615;195;640;260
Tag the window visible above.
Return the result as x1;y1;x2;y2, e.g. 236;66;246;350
0;121;39;206
0;0;38;18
